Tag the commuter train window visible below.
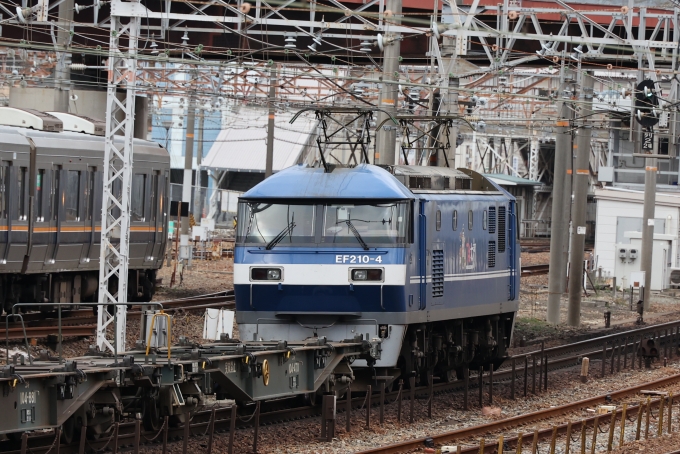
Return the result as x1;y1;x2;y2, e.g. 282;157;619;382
36;170;45;221
452;210;457;231
86;168;96;221
237;202;315;244
64;171;81;222
150;173;159;222
435;210;441;231
18;167;27;221
131;173;146;222
52;167;61;220
468;210;473;230
322;202;410;245
483;210;488;230
0;165;6;219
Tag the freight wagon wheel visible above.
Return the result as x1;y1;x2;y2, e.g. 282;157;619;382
61;415;76;444
142;396;162;431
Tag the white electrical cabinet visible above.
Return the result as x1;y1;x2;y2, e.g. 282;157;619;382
614;232;674;291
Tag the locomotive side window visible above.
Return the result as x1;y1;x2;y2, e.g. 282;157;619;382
65;170;80;221
483;210;488;230
435;210;441;231
468;210;473;230
131;173;146;222
452;210;457;230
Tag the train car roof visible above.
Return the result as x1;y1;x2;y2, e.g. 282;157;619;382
0;125;169;161
241;164;414;200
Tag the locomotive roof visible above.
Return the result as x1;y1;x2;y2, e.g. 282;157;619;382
241;164;414;200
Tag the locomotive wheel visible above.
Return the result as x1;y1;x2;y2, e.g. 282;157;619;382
142;396;162;431
445;370;457;383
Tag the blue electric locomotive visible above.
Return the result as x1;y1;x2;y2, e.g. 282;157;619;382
234;164;519;387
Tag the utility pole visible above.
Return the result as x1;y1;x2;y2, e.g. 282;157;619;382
181;92;196;260
640;136;658;310
567;71;594;327
54;0;74;111
193;110;205;219
375;0;402;165
547;82;572;324
265;66;276;178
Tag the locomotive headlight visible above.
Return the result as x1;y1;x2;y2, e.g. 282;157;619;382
350;269;383;282
353;270;368;281
251;267;283;281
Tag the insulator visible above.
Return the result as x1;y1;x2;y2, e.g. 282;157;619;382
69;63;87;71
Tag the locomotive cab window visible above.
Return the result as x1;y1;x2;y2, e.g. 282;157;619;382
323;202;409;245
237;202;316;245
435;210;441;231
452;210;457;230
468;210;473;230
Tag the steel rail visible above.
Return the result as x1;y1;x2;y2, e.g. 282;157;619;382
357;373;680;454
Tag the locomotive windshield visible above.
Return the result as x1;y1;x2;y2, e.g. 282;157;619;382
236;201;410;246
322;203;408;245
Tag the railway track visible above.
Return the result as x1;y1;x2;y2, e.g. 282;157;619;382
1;290;235;340
520;263;549;277
4;319;680;453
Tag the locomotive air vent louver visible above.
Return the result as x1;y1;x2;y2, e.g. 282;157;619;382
432;250;444;298
498;206;506;252
488;241;496;268
488;207;496;234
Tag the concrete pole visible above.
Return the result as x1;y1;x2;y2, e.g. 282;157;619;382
567;71;594;327
54;0;74;112
561;114;573;296
375;0;402;166
547;100;572;324
180;92;196;260
265;66;276;178
193;110;205;219
640;145;657;310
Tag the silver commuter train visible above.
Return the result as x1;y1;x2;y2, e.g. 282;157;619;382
0;108;170;312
